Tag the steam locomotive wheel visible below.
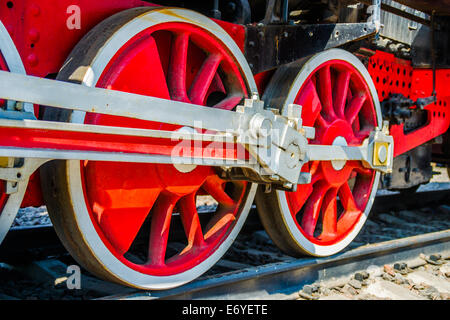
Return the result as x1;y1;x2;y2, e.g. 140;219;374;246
0;21;33;244
256;49;382;257
40;8;257;289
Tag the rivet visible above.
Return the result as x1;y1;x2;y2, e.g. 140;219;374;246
27;54;39;67
29;4;40;17
28;29;40;43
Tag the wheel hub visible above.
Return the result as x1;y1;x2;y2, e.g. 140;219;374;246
317;119;355;187
331;136;348;171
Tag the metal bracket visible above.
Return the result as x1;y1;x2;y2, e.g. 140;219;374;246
0;158;51;194
245;22;376;74
0;157;17;194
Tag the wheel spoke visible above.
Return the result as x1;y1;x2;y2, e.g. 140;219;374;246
212;93;244;110
189;53;222;105
333;70;351;119
101;36;170;99
289;184;313;215
337;181;364;233
310;161;321;177
202;175;235;207
148;193;179;266
301;180;330;237
178;192;205;253
320;187;338;238
349;162;373;176
168;32;190;102
345;92;367;125
94;207;156;257
354;127;372;142
317;65;337;121
296;79;322;127
288;166;322;215
204;207;236;241
316;114;328;129
338;182;360;212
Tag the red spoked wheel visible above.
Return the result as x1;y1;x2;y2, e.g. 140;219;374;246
256;49;382;257
0;21;33;245
40;8;257;289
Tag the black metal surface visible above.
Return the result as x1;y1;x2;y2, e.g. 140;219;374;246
0;225;64;263
372;186;450;211
380;94;429;132
381;94;415;125
411;16;450;68
210;0;222;19
394;0;450;15
220;0;251;24
358;0;431;26
381;144;433;190
244;22;375;74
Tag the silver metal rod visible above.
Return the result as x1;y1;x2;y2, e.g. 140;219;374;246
0;71;248;133
307;144;367;162
0;147;258;169
0;118;239;144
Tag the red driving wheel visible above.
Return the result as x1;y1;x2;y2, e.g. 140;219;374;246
41;8;257;289
256;49;382;257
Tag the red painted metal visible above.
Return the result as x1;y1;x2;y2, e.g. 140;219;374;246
0;1;249;208
285;60;377;245
0;124;247;161
0;0;154;77
367;50;450;157
1;0;155;208
75;22;250;276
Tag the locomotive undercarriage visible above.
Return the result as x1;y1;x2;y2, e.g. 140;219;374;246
0;0;448;289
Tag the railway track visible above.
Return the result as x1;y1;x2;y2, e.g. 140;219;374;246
0;184;449;300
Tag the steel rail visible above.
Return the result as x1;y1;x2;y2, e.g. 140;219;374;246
100;229;450;300
98;187;450;300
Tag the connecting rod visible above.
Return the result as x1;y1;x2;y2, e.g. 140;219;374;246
0;70;394;188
